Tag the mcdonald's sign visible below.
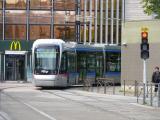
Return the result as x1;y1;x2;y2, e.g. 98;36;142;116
10;40;21;51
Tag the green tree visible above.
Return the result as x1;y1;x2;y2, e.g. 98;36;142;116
142;0;160;19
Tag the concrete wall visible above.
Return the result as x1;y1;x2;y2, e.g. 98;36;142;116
121;20;160;84
125;0;153;20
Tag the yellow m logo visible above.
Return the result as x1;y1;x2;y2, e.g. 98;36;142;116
10;41;21;51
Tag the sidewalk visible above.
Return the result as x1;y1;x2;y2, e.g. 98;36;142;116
0;81;33;90
75;85;160;108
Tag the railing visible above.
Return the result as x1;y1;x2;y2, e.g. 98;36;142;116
82;78;160;107
96;77;115;94
136;82;160;107
83;77;116;94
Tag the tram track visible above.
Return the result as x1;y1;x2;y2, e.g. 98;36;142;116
1;91;57;120
41;89;136;120
1;86;137;120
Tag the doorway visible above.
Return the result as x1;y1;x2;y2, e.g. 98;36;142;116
5;55;25;81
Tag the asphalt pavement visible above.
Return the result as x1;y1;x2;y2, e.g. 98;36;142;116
0;82;160;120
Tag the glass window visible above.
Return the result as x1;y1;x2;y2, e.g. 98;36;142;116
87;54;96;73
54;0;65;10
54;11;65;24
5;10;26;24
80;26;84;42
60;52;67;73
54;26;65;40
0;11;2;23
65;26;75;41
65;11;75;24
65;0;75;10
67;53;76;72
0;0;2;9
54;25;75;41
54;11;75;24
0;11;2;40
5;25;26;40
0;23;2;40
30;0;51;9
106;52;121;72
30;25;50;40
6;0;26;9
30;11;51;24
35;46;59;75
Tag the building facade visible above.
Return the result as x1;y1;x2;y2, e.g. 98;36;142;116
0;0;123;81
121;0;160;85
0;0;123;44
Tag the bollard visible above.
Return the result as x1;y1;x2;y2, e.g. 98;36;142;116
104;82;106;94
113;80;115;95
0;89;1;110
143;83;146;105
137;84;139;103
97;80;100;93
124;80;125;96
158;83;160;107
134;80;137;97
146;81;149;98
150;83;153;106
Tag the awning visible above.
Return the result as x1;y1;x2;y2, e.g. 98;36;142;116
5;50;28;55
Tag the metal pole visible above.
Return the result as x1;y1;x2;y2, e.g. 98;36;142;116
124;80;125;96
105;0;108;44
158;83;160;107
84;0;87;44
143;83;146;105
51;0;54;39
26;0;30;41
143;60;147;96
122;0;125;22
3;55;5;81
2;0;5;40
100;0;103;44
89;0;92;43
150;83;153;106
75;0;81;42
111;0;114;44
116;0;119;45
94;0;98;43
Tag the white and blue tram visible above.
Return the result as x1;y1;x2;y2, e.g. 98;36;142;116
32;39;121;87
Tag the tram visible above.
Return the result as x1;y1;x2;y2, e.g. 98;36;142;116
32;39;121;87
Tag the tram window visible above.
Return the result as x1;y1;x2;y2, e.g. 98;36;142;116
77;54;86;70
96;53;104;77
106;52;121;72
60;52;67;73
67;53;76;72
87;54;96;72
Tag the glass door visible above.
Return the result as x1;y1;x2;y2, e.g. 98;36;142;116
5;55;25;81
5;55;15;80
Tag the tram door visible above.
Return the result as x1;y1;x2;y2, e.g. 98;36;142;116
96;53;104;77
5;55;25;81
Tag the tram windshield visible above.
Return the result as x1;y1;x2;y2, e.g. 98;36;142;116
34;46;59;75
